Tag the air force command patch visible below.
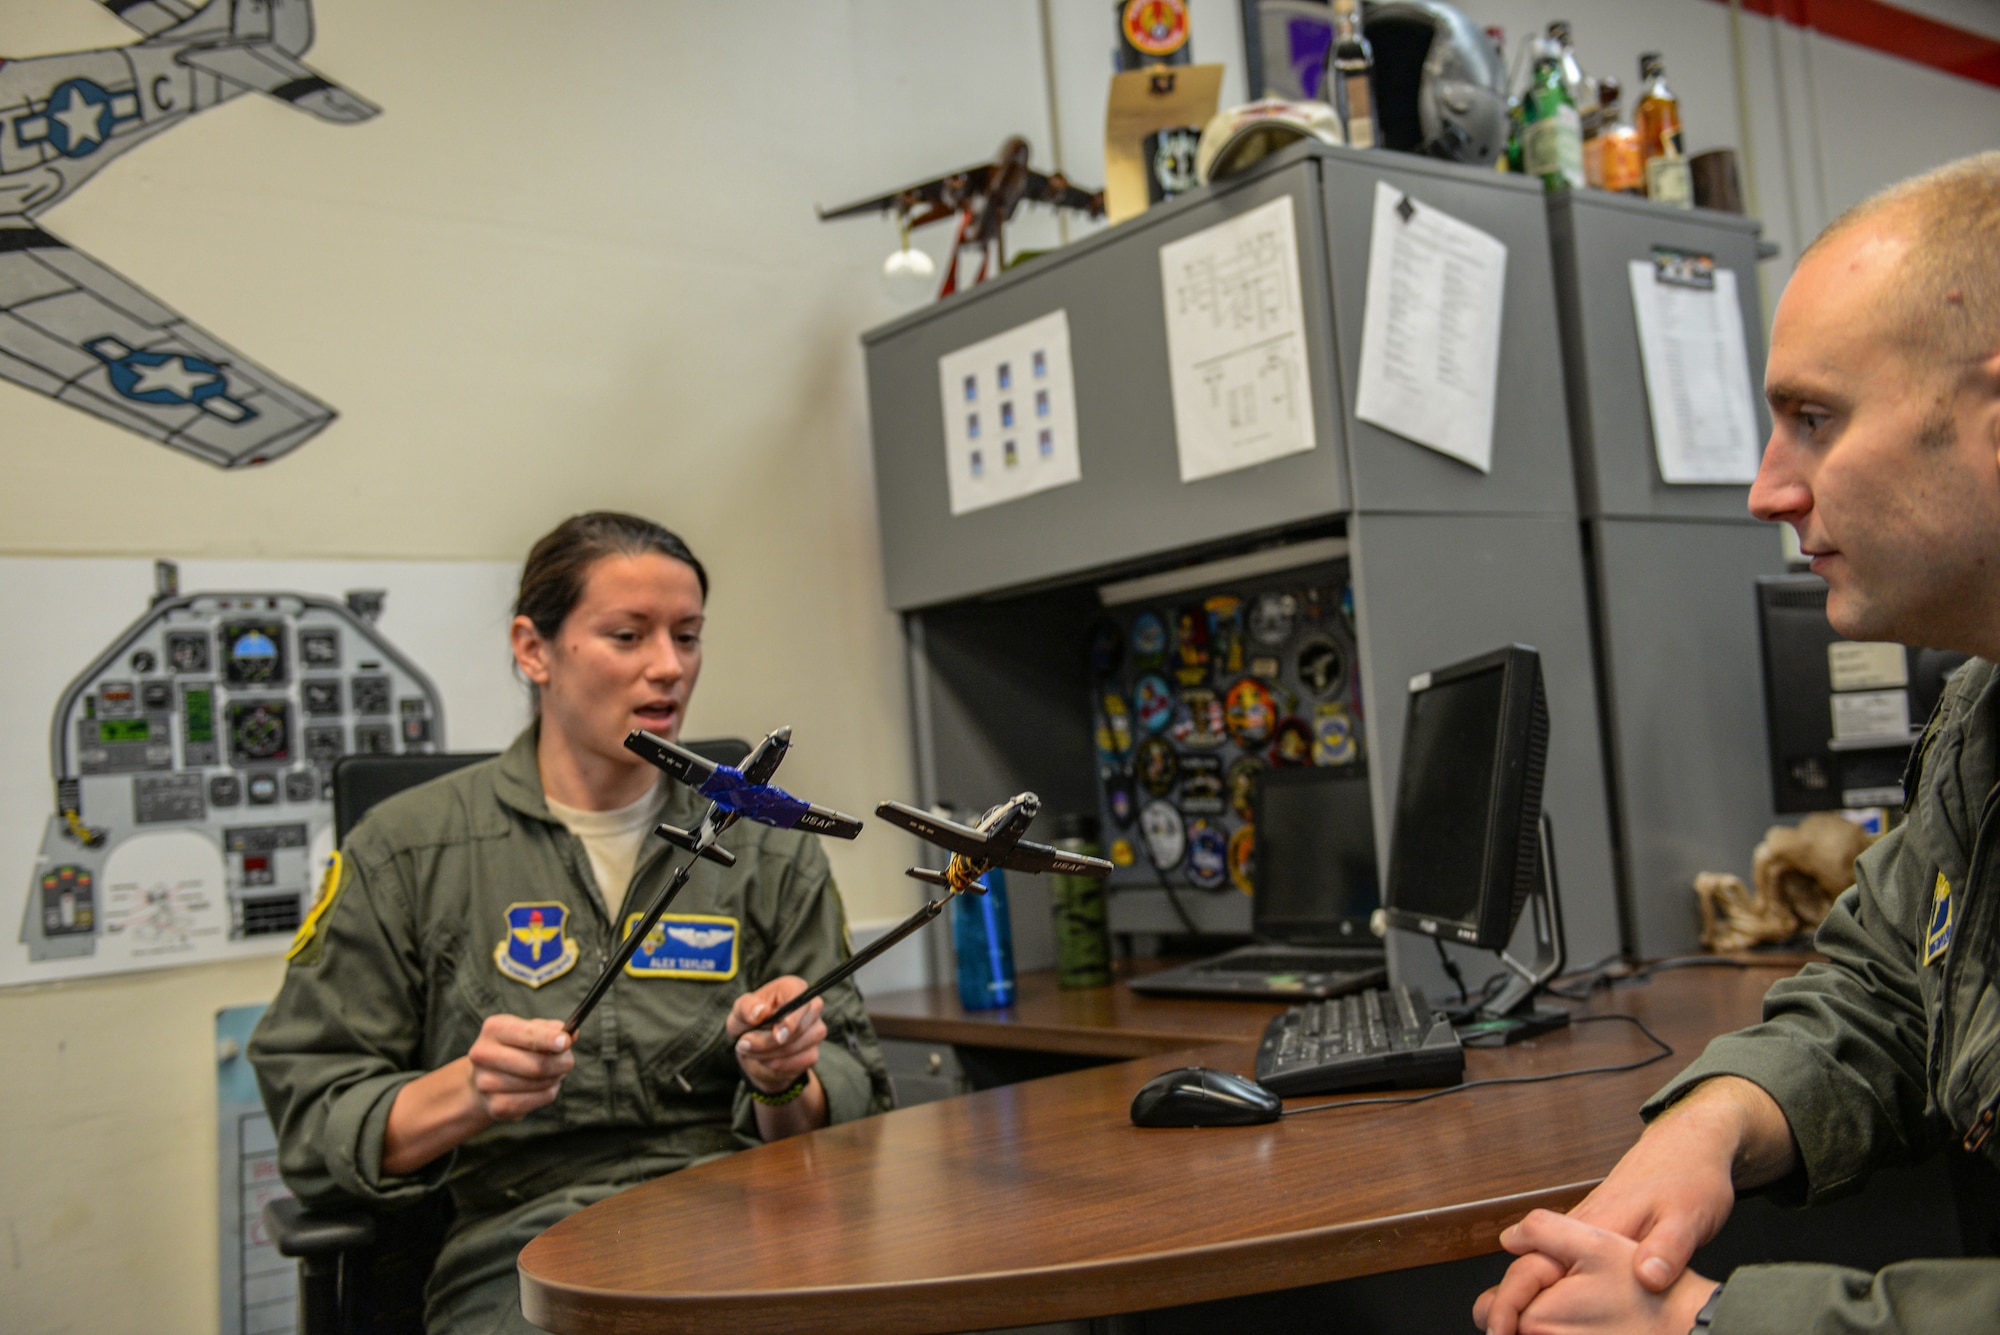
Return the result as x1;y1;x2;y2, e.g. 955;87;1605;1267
623;913;740;980
1924;872;1955;966
496;901;579;987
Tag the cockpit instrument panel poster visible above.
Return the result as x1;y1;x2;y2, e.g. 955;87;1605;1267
1;557;521;988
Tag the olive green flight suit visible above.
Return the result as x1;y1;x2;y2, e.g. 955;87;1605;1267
1648;658;2000;1331
248;725;893;1334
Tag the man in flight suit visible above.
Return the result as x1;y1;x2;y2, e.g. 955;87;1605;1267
1476;150;2000;1334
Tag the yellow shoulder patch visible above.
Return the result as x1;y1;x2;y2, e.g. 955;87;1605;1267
287;851;344;964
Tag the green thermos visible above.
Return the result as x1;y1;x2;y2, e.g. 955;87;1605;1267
1050;813;1112;988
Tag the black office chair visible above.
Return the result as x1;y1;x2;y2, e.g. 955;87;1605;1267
265;740;752;1335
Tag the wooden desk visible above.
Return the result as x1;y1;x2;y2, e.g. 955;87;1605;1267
867;961;1286;1059
520;963;1790;1334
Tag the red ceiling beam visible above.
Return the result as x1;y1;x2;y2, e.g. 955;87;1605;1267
1706;0;2000;89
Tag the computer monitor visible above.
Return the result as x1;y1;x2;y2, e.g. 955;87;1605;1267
1382;644;1550;953
1252;765;1379;946
1755;574;1966;813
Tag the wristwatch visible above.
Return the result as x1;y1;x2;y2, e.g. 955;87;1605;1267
1688;1281;1725;1333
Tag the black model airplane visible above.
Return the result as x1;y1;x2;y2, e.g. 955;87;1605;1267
624;727;865;867
817;136;1105;298
737;792;1114;1045
875;794;1115;892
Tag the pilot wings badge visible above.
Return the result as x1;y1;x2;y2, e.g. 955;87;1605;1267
496;901;579;988
622;913;740;981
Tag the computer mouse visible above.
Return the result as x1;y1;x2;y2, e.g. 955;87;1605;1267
1129;1066;1283;1127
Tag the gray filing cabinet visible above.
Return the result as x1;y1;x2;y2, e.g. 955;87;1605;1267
864;143;1622;995
1547;190;1786;957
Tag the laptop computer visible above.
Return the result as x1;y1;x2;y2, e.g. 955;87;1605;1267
1129;765;1387;1000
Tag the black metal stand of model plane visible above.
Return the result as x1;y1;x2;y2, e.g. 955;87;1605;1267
562;727;866;1045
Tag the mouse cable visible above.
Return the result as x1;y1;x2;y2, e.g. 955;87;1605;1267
1277;1012;1674;1118
1548;954;1761;1000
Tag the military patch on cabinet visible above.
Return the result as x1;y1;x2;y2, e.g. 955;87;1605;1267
1228;824;1256;894
1248;592;1297;645
1135;674;1176;734
1186;819;1227;887
1270;717;1313;767
1136;737;1180;796
1227;755;1266;819
1205;595;1245;682
1097;691;1135;758
1313;703;1358;766
1140;800;1187;869
1131;612;1168;669
1225;677;1278;746
1178;754;1225;814
1172;603;1210;685
1296;635;1346;698
1172;687;1226;749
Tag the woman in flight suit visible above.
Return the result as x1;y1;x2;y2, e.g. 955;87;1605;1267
250;511;892;1334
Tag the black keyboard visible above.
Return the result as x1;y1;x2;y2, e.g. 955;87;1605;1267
1254;986;1465;1096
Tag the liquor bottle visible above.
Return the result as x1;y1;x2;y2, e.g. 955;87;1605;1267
1590;76;1644;193
1521;50;1583;192
1331;0;1376;150
1545;21;1600;139
1500;30;1546;175
1637;52;1694;208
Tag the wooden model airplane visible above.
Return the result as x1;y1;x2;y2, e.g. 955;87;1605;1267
817;137;1105;298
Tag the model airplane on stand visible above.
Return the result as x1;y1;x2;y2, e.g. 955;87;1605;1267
739;793;1115;1040
817;137;1105;298
563;727;864;1042
876;794;1115;889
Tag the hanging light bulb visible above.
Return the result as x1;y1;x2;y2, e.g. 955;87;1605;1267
881;218;937;304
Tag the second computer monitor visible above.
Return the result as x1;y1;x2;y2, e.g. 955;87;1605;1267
1382;644;1549;951
1253;764;1379;945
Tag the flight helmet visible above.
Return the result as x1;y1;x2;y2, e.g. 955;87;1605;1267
1363;1;1508;165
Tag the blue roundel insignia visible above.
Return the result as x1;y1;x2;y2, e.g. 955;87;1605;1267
105;350;229;406
43;80;116;158
496;901;579;987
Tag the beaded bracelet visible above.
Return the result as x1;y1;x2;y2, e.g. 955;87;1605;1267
748;1070;812;1107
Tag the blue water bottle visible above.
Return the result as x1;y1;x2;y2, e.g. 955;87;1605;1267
951;868;1016;1010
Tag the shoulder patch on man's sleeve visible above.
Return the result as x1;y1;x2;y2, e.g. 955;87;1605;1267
287;851;344;966
1924;871;1955;966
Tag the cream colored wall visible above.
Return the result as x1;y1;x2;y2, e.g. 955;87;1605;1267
3;2;1995;1331
0;2;1074;1331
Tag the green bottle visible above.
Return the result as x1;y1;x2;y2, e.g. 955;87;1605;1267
1521;52;1583;192
1050;814;1111;988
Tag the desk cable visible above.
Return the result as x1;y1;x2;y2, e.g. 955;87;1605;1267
1276;1012;1675;1118
1546;954;1760;1001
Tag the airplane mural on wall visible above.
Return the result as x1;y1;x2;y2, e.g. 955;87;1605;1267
0;0;376;468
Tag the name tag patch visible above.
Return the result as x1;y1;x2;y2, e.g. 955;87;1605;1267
496;900;579;987
623;912;739;980
1924;872;1954;966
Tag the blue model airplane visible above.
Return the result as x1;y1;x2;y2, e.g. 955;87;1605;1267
623;727;865;870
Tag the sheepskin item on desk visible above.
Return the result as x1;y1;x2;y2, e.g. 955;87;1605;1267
1695;812;1879;952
